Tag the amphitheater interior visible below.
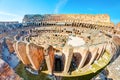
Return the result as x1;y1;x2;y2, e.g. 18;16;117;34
1;14;120;80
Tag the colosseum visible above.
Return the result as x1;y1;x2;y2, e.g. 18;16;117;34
1;14;120;80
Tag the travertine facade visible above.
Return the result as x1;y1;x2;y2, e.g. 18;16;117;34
23;14;111;23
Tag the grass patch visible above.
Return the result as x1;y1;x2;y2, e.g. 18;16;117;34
15;62;50;80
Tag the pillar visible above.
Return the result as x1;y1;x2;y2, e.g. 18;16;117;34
88;47;99;65
63;45;73;74
26;43;44;71
96;44;106;60
45;45;55;75
77;47;89;69
13;41;30;65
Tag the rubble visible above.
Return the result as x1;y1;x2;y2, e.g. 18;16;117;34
0;58;22;80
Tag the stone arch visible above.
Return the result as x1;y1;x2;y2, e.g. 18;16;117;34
83;52;92;67
72;53;82;68
54;51;64;72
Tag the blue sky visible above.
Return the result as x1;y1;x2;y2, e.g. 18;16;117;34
0;0;120;24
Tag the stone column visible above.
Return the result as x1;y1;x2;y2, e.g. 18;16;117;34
13;41;24;63
26;43;36;70
63;45;73;74
77;47;89;69
88;47;98;65
45;45;55;75
5;38;15;53
16;41;30;66
96;44;106;60
26;43;44;71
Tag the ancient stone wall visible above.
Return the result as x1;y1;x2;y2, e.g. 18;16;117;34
32;24;113;37
5;38;15;53
0;59;22;80
22;14;115;28
27;43;44;70
45;46;55;74
13;41;28;65
23;14;111;23
11;37;115;77
8;14;117;77
0;42;1;51
112;36;120;46
116;22;120;31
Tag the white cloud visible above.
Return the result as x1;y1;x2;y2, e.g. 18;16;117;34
0;11;23;22
54;0;68;14
0;11;18;17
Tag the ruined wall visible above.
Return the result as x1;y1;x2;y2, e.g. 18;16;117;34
0;59;22;80
45;46;55;74
11;15;116;76
45;14;110;23
0;42;2;58
5;38;15;53
17;42;30;65
48;46;55;72
27;43;44;70
0;33;7;39
116;22;120;30
23;14;111;25
112;36;120;46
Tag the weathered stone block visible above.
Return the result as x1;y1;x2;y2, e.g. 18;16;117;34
45;45;55;74
0;59;22;80
27;43;44;70
17;42;30;66
5;38;15;53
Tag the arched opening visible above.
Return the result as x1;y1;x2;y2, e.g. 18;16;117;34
54;52;64;72
83;52;92;67
69;53;82;72
54;56;62;71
